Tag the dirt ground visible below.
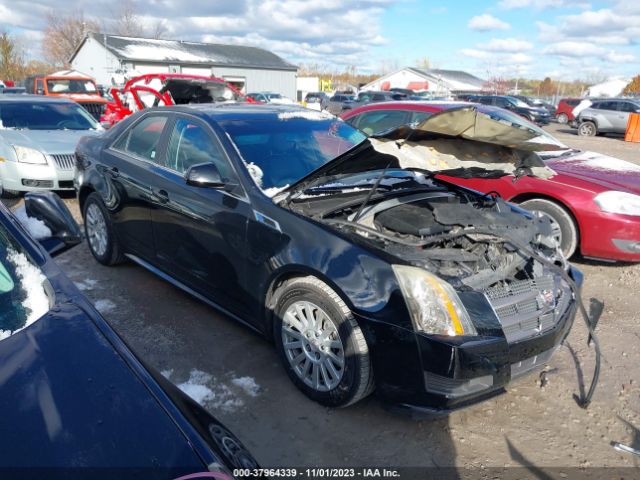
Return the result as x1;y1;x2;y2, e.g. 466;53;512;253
5;123;640;475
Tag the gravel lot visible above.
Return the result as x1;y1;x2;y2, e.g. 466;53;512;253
4;123;640;475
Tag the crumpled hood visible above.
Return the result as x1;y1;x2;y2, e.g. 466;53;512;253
0;129;100;155
368;106;560;180
547;150;640;194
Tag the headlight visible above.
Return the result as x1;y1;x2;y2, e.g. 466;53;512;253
594;191;640;217
12;145;47;165
392;265;477;336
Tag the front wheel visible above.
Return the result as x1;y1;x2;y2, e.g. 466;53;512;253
520;198;578;259
273;276;374;407
578;121;597;137
82;192;124;265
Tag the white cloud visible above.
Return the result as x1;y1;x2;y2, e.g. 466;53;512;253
542;41;606;57
499;0;589;9
460;48;491;59
468;14;511;32
479;38;534;52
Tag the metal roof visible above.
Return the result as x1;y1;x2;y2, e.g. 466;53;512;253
75;33;297;71
407;68;486;89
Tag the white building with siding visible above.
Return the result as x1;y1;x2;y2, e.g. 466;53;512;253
70;33;297;98
361;67;486;97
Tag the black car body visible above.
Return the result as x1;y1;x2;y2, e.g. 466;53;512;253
471;95;551;125
75;104;580;416
0;193;257;478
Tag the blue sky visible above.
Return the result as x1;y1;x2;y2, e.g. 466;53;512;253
372;0;638;80
1;0;638;81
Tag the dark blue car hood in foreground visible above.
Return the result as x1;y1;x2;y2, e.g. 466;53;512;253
0;302;206;478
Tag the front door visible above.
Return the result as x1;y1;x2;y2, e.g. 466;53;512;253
150;115;253;317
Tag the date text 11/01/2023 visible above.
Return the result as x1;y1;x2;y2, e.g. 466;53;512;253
231;468;401;478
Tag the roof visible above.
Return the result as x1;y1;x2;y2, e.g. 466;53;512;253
73;33;297;71
153;103;328;122
408;68;486;90
0;94;76;104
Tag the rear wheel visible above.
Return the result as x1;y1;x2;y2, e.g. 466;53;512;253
578;121;597;137
520;198;578;259
556;113;568;124
272;276;374;407
82;192;124;265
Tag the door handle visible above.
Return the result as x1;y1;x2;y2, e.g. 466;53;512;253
108;166;119;178
154;189;170;203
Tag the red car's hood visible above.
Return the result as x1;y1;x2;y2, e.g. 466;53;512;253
547;151;640;194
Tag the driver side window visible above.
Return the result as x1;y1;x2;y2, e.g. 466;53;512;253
165;118;235;181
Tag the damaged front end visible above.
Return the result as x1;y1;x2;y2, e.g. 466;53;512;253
278;106;597;413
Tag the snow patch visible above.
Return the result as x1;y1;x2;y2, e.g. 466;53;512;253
0;249;49;340
246;162;264;187
13;207;51;240
94;299;116;313
74;278;98;291
231;376;260;397
277;110;332;121
174;369;261;411
574;154;640;173
264;184;289;198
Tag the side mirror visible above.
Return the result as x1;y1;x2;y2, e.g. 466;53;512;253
24;192;82;257
185;163;225;188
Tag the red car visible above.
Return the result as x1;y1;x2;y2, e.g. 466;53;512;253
101;73;250;126
555;98;581;124
342;101;640;262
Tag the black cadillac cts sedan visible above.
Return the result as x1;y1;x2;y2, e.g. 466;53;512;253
75;104;581;415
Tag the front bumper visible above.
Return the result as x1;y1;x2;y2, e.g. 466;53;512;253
579;210;640;262
0;158;75;192
360;266;581;418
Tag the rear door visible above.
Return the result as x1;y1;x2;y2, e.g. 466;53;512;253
150;114;253;316
105;113;171;261
616;101;638;132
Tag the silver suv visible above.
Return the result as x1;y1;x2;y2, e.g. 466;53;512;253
577;98;640;136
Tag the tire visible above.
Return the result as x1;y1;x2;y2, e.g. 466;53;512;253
82;192;124;265
520;199;578;259
272;276;374;407
556;113;568;124
578;121;597;137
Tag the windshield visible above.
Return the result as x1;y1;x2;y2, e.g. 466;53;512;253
509;97;531;108
0;102;100;130
47;78;97;94
0;220;49;340
221;114;367;193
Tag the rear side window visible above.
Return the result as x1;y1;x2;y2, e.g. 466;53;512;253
618;102;639;113
566;99;579;106
113;115;168;162
353;110;408;135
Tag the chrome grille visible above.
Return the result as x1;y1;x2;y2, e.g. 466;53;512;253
51;153;76;170
80;102;105;121
485;273;570;343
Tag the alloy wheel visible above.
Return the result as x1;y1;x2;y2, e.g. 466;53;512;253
533;210;563;249
85;203;108;257
281;300;345;392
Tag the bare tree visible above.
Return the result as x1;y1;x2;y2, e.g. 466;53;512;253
43;11;100;67
111;0;167;39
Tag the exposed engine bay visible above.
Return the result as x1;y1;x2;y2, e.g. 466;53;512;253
288;178;564;292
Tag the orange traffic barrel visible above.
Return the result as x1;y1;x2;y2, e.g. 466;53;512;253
625;113;640;142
